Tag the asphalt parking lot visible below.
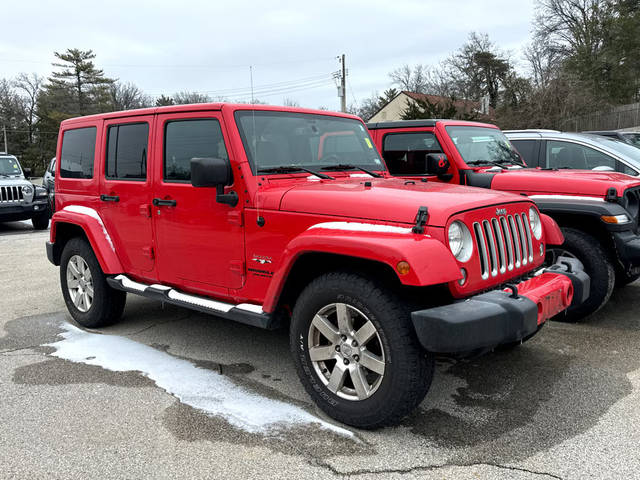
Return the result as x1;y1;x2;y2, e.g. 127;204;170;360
1;224;640;480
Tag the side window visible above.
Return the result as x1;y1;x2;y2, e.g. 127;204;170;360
164;119;229;182
510;140;537;166
620;162;639;176
60;127;96;179
546;140;616;170
382;132;443;175
106;123;149;180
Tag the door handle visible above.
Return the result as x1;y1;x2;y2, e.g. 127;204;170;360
152;198;177;207
100;194;120;202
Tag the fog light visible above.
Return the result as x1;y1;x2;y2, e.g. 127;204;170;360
540;243;544;256
458;268;467;286
396;261;410;275
34;205;40;210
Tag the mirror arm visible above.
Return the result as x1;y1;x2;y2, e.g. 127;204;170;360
216;185;239;207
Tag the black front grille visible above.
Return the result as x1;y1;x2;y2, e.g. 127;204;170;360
0;186;24;203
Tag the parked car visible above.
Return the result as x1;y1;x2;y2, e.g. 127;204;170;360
504;130;640;175
0;153;50;229
43;157;56;213
583;130;640;148
367;120;640;321
45;104;586;428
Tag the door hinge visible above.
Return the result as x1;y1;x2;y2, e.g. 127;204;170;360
229;260;244;274
228;210;243;226
139;204;152;218
142;246;154;259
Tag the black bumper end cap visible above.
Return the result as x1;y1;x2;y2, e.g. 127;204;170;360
46;241;58;266
411;291;538;354
544;256;590;305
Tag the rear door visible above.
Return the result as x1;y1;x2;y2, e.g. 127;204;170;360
99;116;156;275
152;112;245;291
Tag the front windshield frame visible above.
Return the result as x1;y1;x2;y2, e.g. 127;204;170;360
234;110;385;175
0;156;23;177
445;126;523;167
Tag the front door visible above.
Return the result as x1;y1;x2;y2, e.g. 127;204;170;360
99;116;155;275
152;112;245;291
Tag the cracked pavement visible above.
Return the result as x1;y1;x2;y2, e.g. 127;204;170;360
1;225;639;479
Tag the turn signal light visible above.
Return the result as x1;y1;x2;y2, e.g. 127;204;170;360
396;261;411;275
601;214;630;224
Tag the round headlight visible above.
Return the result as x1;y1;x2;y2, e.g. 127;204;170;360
529;207;542;240
448;221;473;262
21;185;33;195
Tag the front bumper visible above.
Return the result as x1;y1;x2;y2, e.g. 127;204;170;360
0;200;49;222
411;258;589;353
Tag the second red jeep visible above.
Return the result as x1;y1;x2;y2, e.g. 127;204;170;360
47;105;586;428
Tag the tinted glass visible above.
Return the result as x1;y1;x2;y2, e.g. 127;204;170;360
164;119;228;181
382;132;443;174
623;133;640;147
446;126;521;166
546;141;615;170
510;140;537;166
235;111;383;172
60;127;96;179
106;123;149;180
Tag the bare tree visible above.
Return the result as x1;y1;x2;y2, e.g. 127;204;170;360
13;73;43;144
389;64;430;93
282;97;300;107
110;82;151;110
172;91;212;105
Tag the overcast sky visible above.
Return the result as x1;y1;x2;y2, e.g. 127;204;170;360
1;0;535;111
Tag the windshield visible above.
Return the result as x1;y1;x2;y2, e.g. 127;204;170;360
446;126;522;166
591;136;640;165
235;111;384;174
623;133;640;147
0;156;22;176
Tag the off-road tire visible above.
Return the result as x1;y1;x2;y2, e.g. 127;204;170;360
290;271;434;429
554;227;615;322
60;237;126;328
32;211;49;230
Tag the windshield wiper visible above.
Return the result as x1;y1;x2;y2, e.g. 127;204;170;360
0;173;10;178
466;159;506;169
320;164;382;178
257;165;334;180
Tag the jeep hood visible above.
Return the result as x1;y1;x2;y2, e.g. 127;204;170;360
0;177;29;187
274;178;531;227
487;168;640;197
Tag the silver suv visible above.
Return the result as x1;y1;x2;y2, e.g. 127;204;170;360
0;154;50;229
504;130;640;176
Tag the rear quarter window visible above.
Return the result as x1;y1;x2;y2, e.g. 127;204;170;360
510;140;538;166
60;127;97;179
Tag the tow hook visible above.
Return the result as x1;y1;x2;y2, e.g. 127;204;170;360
504;283;519;298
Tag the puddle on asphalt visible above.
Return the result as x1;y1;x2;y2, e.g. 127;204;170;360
43;322;353;437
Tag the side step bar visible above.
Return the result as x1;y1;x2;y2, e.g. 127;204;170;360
106;275;278;330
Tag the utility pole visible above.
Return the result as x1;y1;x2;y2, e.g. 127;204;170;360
340;54;347;113
2;124;7;154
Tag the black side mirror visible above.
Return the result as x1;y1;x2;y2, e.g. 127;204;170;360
23;167;32;177
426;153;450;177
190;157;238;207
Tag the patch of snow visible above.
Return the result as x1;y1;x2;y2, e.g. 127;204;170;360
62;205;115;251
45;323;352;436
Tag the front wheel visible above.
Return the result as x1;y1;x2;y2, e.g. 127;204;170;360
60;237;126;328
290;272;434;429
546;227;614;322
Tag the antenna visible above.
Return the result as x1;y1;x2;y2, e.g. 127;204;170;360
251;66;264;227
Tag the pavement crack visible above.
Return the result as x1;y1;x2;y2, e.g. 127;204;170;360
311;459;563;479
0;346;41;355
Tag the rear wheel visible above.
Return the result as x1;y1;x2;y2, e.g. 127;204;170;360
290;271;433;429
546;227;614;322
60;237;126;328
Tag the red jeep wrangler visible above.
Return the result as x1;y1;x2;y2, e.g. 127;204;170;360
368;120;640;321
46;105;586;428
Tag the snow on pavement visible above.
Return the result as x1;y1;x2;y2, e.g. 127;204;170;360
45;323;352;436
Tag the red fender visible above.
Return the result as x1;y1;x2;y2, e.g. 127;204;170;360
262;225;461;312
51;206;123;273
541;213;564;246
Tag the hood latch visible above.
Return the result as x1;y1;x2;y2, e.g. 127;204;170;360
412;206;429;234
